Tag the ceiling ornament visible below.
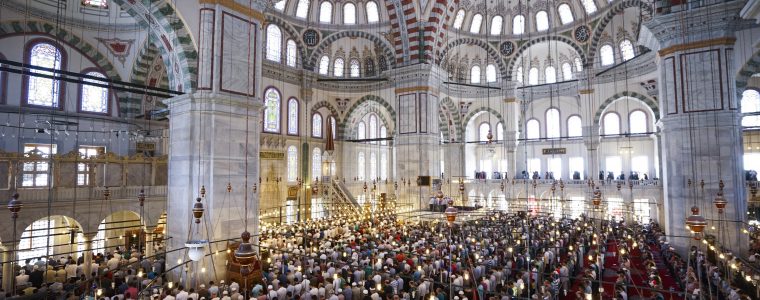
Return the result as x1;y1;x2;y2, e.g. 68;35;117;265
574;25;591;44
96;37;134;66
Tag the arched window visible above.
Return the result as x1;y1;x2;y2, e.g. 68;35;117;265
453;9;466;29
490;15;503;35
526;119;540;139
287;146;298;182
620;39;635;61
343;3;356;24
470;65;481;84
357;152;365;180
287;98;299;135
274;0;287;10
378;55;388;71
496;122;504;141
357;121;366;139
349;59;360;77
370;152;377;180
380;152;388;180
319;1;333;23
333;57;344;77
486;64;497;83
366;1;380;23
312;147;322;180
380;125;387;145
513;15;525;35
574;57;583;71
567;115;582;137
558;4;574;24
312;113;323;137
561;62;573;80
742;90;760;127
581;0;597;14
286;40;297;67
319;56;330;75
470;14;483;33
600;45;615;66
263;88;281;133
266;25;282;62
515;66;523;83
80;71;109;113
369;114;378;143
603;112;620;135
364;57;376;76
546;108;560;138
330;116;336;139
535;11;549;32
479;123;491;142
528;67;539;85
26;42;64;108
545;66;556;84
629;110;647;134
295;0;310;18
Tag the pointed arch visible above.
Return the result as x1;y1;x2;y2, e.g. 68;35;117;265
592;91;659;126
339;94;396;139
306;31;395;71
506;36;586;78
587;0;654;65
461;107;507;139
438;97;463;142
436;37;507;77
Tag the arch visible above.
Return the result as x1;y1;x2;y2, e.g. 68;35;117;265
129;39;169;115
735;48;760;100
506;36;586;78
306;30;395;70
436;37;507;77
461;107;507;139
0;21;129;114
309;100;341;124
587;0;654;65
112;0;197;92
340;94;395;139
438;97;463;142
593;91;659;126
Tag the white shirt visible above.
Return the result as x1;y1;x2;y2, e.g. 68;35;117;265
176;291;189;300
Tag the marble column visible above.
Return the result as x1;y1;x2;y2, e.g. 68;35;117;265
1;244;13;293
165;0;266;280
645;1;754;254
82;236;93;278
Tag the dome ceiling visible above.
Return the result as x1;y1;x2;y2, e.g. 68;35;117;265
4;0;141;31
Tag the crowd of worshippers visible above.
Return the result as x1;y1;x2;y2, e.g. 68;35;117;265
10;212;758;300
8;246;166;300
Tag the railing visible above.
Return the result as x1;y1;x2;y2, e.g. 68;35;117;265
7;185;167;204
333;179;360;207
653;0;734;15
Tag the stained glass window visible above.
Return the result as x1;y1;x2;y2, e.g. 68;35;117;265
286;40;297;67
27;43;63;108
515;66;523;83
600;45;615;66
319;1;333;23
343;3;356;24
380;125;387;145
82;0;108;8
536;11;549;32
603;112;620;135
567;115;582;137
366;1;380;23
333;57;344;77
620;39;635;61
453;9;465;29
581;0;598;14
470;65;481;84
558;4;574;24
312;113;323;137
378;55;388;71
312;147;322;180
357;121;366;139
629;110;647;134
266;25;282;62
513;15;525;35
486;64;497;83
526;119;540;139
496;123;504;141
357;152;365;180
295;0;310;18
370;152;377;180
330;116;336;139
365;57;375;76
380;152;387;180
288;98;299;135
80;71;109;113
528;67;538;85
545;66;556;83
350;59;360;77
562;62;573;80
369;114;377;143
575;57;583;71
490;16;503;35
546;108;560;138
319;56;330;75
287;146;298;182
263;88;281;133
470;14;483;33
